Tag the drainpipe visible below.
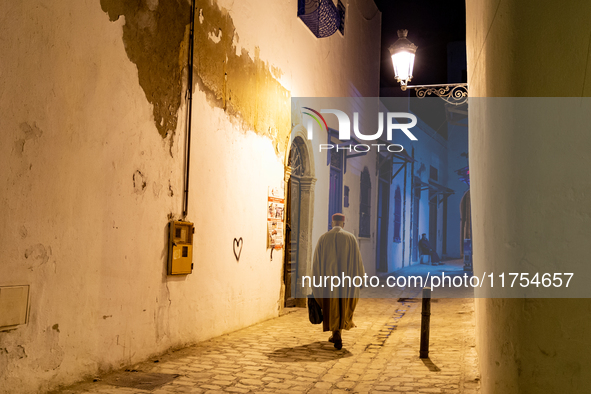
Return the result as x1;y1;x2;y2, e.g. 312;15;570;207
409;147;415;264
182;0;196;219
401;161;407;267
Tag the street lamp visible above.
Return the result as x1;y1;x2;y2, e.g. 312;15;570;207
389;29;468;105
389;29;417;91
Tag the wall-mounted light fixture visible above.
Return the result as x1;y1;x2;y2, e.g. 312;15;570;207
389;29;417;90
389;30;468;105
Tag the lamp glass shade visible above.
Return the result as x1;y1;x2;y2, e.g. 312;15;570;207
391;51;415;84
389;30;418;88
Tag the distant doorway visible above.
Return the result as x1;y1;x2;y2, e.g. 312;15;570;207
429;190;438;254
328;149;343;229
376;162;392;272
411;183;421;262
460;190;472;254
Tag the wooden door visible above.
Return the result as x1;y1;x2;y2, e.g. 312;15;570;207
284;141;305;307
284;176;300;307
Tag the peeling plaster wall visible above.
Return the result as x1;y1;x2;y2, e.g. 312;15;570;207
100;0;190;139
466;0;591;393
0;0;381;392
193;0;291;155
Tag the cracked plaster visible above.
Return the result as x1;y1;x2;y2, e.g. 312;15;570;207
100;0;291;157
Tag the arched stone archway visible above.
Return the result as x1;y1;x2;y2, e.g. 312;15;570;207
459;189;471;255
282;128;316;308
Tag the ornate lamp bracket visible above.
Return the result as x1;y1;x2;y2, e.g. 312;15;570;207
407;83;468;106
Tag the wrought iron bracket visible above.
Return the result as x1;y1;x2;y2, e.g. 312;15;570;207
406;83;468;106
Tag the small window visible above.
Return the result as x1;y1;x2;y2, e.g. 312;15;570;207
394;187;402;243
289;140;305;177
430;165;438;181
344;186;349;207
330;148;343;170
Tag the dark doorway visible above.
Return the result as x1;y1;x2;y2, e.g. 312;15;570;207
411;184;421;262
328;149;343;229
460;190;471;254
442;196;448;256
285;141;305;307
359;168;372;238
376;160;392;273
429;190;438;253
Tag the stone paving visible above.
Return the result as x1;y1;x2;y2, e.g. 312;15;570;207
54;292;480;393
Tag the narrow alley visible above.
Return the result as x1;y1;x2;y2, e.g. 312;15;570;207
53;295;479;394
5;0;591;393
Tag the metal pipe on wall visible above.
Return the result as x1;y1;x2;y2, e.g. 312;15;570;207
182;0;196;219
409;147;415;263
401;161;407;267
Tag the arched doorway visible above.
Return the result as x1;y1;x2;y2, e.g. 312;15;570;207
460;190;471;270
459;190;471;253
283;134;315;307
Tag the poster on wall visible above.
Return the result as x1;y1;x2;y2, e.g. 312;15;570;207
268;187;284;250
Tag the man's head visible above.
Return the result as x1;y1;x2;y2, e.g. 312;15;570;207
421;233;427;239
332;213;345;228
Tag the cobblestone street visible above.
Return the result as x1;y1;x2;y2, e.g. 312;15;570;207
55;295;480;394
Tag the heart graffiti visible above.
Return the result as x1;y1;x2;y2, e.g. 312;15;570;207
233;237;243;261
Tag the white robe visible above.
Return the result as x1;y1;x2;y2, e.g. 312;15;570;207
311;226;365;331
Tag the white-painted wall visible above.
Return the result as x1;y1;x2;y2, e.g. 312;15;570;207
303;121;380;278
0;0;381;392
409;117;450;259
467;0;591;392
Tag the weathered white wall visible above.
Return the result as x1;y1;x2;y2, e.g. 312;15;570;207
409;118;449;259
467;0;591;393
305;129;380;278
0;0;381;393
347;155;379;277
367;109;461;271
296;2;383;279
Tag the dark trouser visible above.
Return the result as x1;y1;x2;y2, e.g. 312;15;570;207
430;250;441;263
321;298;336;332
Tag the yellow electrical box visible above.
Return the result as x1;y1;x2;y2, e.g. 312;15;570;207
167;221;194;275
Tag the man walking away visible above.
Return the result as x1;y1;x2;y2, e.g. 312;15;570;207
311;213;365;350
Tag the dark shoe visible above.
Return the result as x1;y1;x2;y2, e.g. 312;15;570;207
334;339;343;350
329;332;342;349
328;333;341;343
